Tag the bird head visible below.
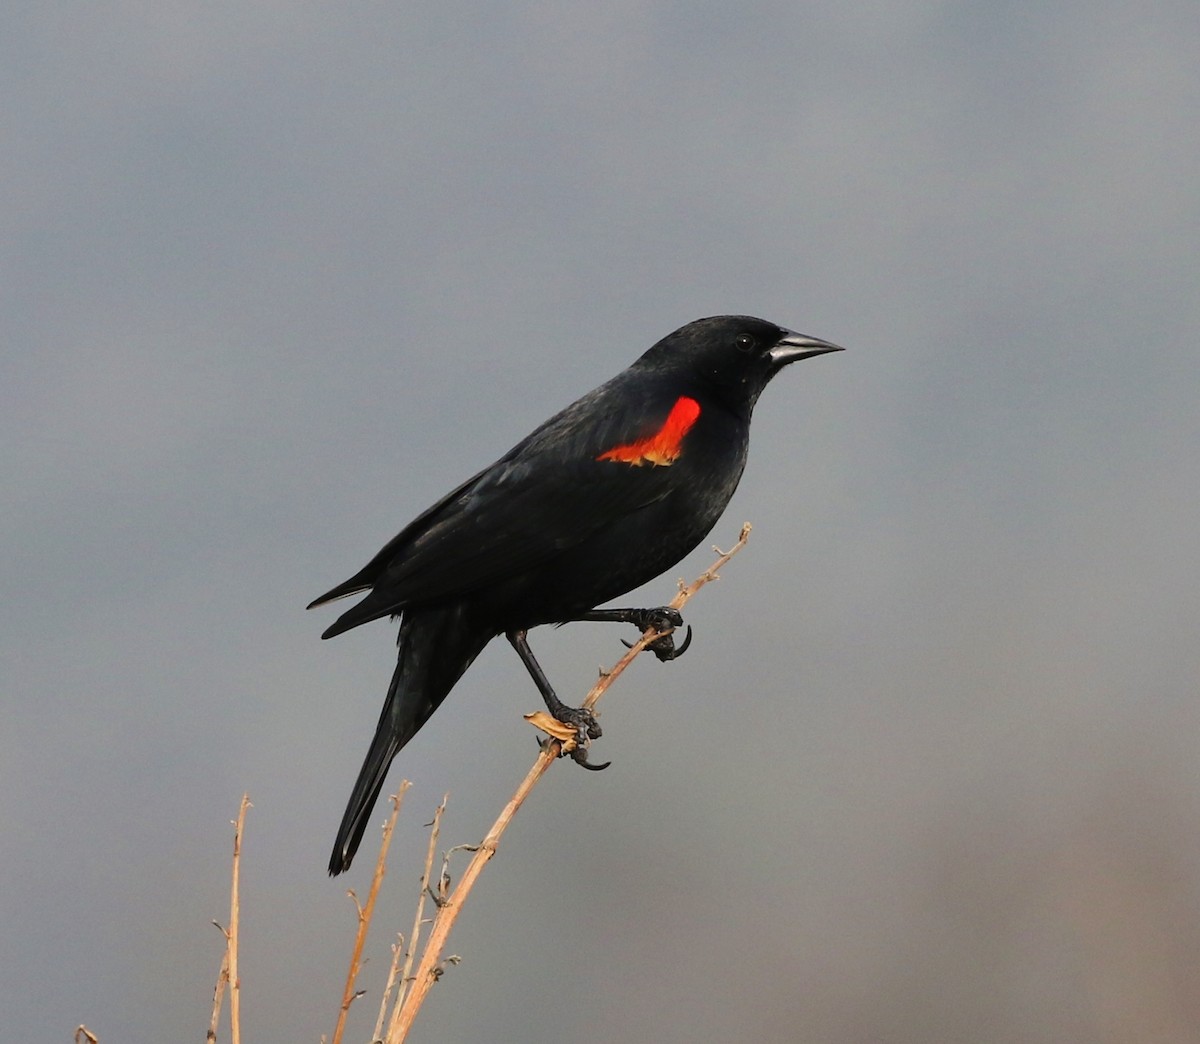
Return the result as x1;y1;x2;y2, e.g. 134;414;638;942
639;315;843;412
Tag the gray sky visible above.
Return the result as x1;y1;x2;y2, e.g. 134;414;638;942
5;2;1200;1041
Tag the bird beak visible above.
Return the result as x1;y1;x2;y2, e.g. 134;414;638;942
768;330;846;366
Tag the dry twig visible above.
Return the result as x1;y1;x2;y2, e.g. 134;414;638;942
332;782;410;1044
209;794;251;1044
381;796;447;1040
206;943;229;1044
385;523;752;1040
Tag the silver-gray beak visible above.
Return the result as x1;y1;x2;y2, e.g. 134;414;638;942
768;330;846;366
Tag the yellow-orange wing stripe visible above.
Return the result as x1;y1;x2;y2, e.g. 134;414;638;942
596;396;701;467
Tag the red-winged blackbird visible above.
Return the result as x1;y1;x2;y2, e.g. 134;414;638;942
310;315;842;874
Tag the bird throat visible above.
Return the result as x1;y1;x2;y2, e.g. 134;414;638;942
596;396;701;467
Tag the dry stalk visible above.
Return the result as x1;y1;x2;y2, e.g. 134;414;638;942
206;946;229;1044
332;782;410;1044
209;794;251;1044
385;523;752;1041
228;794;249;1044
372;932;406;1044
382;796;447;1040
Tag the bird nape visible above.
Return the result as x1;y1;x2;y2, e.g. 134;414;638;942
309;315;843;874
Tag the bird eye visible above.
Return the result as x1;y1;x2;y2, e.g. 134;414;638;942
734;333;756;352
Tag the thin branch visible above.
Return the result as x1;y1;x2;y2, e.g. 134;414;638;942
210;795;251;1044
372;932;406;1044
207;940;229;1044
386;523;753;1041
384;796;447;1040
228;794;250;1044
332;783;410;1044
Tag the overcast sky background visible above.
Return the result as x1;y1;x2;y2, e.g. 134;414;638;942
5;2;1200;1041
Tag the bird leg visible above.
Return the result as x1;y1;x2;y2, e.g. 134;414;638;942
571;606;693;662
506;630;609;770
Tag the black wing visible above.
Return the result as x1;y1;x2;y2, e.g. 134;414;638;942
309;380;695;637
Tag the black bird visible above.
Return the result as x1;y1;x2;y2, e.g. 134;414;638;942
310;315;842;874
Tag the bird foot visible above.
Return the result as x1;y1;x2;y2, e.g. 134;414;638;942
625;606;684;632
525;708;610;771
555;703;603;742
559;707;611;769
619;607;693;662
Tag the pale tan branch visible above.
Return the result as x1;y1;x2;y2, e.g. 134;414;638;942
385;524;752;1040
385;795;447;1039
207;940;229;1044
372;932;406;1044
229;794;250;1044
332;782;409;1044
209;795;251;1044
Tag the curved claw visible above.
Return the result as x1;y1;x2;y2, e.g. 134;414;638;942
570;746;611;771
648;623;693;662
538;734;611;770
621;622;694;661
672;624;693;659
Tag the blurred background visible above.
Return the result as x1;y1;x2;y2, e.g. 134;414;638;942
4;2;1199;1041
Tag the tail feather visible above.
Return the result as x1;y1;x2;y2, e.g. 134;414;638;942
328;606;491;875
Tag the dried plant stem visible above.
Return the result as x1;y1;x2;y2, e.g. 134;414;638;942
228;794;249;1044
386;753;550;1040
386;523;752;1041
209;794;251;1044
207;947;229;1044
373;932;406;1044
333;783;410;1044
383;796;447;1040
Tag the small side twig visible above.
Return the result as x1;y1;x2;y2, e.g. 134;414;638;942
385;523;752;1041
332;782;410;1044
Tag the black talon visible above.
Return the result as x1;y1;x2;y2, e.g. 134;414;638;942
537;729;611;770
622;622;693;661
672;624;693;658
570;746;611;771
598;606;692;661
652;623;691;661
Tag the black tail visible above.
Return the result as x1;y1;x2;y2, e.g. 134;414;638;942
328;605;492;875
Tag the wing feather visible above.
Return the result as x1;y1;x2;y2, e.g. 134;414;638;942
312;381;695;637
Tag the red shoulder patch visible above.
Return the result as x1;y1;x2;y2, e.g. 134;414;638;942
596;396;701;467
